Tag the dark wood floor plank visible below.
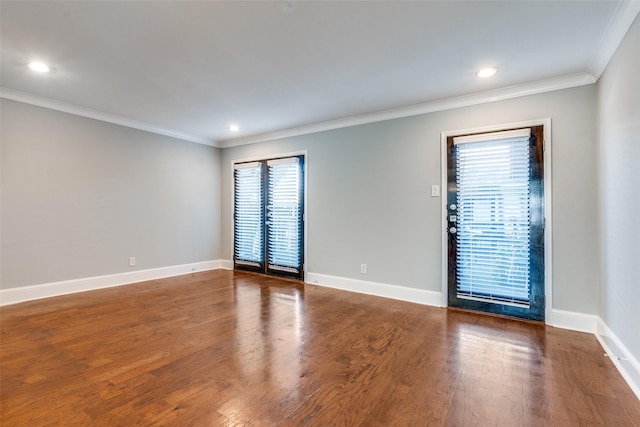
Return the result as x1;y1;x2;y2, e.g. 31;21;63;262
2;269;639;426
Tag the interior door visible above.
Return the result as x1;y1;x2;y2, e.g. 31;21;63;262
234;156;304;280
447;126;545;320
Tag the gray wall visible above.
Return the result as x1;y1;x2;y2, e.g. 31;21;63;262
221;85;599;314
1;99;222;289
1;68;603;318
598;16;640;361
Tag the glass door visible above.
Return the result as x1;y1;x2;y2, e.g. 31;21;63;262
234;156;304;280
447;127;545;320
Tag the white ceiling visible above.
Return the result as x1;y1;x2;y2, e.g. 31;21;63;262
1;1;638;148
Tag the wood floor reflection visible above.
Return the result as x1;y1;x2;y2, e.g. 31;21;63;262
2;269;639;426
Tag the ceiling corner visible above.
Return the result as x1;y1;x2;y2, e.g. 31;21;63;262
586;0;640;80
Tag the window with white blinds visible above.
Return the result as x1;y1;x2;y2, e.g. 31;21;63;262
453;129;531;306
267;157;302;273
233;162;264;267
233;156;304;279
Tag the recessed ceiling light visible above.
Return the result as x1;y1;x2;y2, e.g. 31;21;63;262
228;124;240;132
28;61;50;73
477;67;498;78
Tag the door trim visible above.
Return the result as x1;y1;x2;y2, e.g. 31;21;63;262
440;118;552;320
230;150;308;282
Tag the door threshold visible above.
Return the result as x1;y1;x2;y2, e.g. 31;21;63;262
447;306;545;326
232;269;304;286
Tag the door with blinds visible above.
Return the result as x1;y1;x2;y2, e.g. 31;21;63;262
447;126;544;320
233;156;304;280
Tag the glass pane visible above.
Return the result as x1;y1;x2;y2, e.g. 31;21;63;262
456;136;531;305
267;158;301;271
234;164;263;265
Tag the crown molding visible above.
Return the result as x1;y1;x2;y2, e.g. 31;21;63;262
2;71;597;150
219;72;595;148
0;87;217;147
587;0;640;80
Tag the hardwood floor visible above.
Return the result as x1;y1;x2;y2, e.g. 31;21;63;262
1;269;639;426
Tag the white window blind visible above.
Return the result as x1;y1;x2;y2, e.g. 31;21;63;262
234;162;263;266
267;157;302;273
454;129;531;306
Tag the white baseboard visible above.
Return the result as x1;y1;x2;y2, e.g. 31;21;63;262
218;259;234;270
596;319;640;400
305;272;444;307
1;262;606;335
304;273;604;333
547;308;599;333
0;260;227;306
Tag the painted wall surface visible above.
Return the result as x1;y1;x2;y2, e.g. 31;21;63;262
598;16;640;361
221;85;599;314
1;99;222;289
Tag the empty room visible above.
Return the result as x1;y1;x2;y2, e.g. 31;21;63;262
1;1;640;425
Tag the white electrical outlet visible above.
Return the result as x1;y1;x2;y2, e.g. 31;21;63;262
360;263;367;274
431;185;440;197
129;257;136;267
